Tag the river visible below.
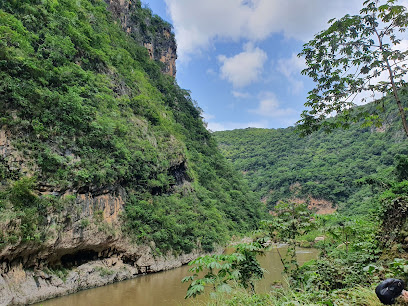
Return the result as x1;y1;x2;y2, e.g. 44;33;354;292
35;246;318;306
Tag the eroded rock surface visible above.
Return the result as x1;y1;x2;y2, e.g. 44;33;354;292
0;249;207;305
0;179;204;305
105;0;177;77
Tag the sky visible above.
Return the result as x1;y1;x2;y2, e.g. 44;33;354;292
142;0;407;131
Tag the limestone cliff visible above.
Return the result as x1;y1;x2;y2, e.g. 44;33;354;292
0;1;263;304
0;129;194;305
105;0;177;77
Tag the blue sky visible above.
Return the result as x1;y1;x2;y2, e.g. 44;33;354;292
141;0;376;131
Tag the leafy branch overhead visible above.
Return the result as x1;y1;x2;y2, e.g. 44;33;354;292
297;0;408;137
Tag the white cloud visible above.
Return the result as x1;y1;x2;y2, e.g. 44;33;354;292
277;53;307;94
396;39;408;52
203;92;299;130
206;68;217;76
165;0;362;59
202;112;215;121
218;43;267;88
278;54;305;79
348;39;408;105
249;92;297;118
232;91;251;99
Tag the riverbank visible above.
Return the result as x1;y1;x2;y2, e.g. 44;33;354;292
0;248;220;306
29;246;318;306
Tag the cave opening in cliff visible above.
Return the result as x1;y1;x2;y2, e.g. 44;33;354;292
169;161;190;185
60;250;99;268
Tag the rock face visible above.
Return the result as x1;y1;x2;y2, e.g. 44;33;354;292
0;1;259;304
0;104;190;304
0;137;191;305
105;0;177;77
0;183;212;305
0;250;209;305
0;3;193;302
0;120;197;305
306;198;336;215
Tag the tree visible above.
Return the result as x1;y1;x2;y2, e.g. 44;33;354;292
182;240;267;299
297;0;408;137
395;154;408;181
260;202;315;277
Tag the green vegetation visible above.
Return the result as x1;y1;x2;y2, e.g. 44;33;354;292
298;0;408;137
214;99;408;214
182;241;267;298
44;266;70;282
260;202;315;276
3;0;408;305
212;91;408;305
184;1;408;305
0;177;49;244
95;266;114;277
201;286;384;305
182;203;385;304
183;182;408;304
210;2;408;298
0;0;263;253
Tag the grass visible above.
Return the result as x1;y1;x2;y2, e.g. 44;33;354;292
185;285;386;306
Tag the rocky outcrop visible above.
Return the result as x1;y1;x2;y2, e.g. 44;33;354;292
269;196;336;215
1;186;122;267
0;183;212;305
290;197;336;215
0;124;198;305
0;129;34;177
105;0;177;77
267;183;337;215
307;197;337;215
0;248;212;305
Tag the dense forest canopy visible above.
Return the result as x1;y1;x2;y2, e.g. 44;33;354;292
214;97;408;214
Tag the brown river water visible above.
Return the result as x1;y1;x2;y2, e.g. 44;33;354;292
35;246;318;306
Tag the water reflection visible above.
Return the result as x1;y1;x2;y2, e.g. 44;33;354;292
35;246;318;306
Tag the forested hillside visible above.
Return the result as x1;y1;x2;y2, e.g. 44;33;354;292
0;1;263;299
214;98;408;214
